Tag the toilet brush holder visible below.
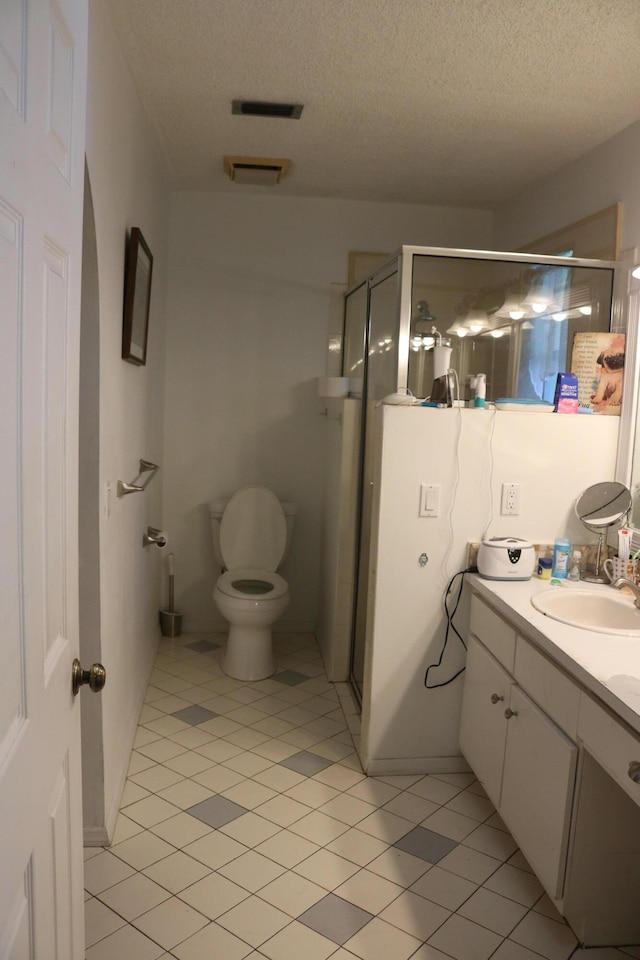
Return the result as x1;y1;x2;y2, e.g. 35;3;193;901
159;609;183;637
159;555;182;637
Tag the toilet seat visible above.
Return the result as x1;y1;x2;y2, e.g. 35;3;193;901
216;568;288;601
220;485;287;571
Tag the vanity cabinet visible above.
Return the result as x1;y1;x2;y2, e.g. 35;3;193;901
498;682;577;900
460;627;577;899
459;635;512;807
461;585;640;946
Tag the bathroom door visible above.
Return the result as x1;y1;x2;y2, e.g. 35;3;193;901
349;267;400;703
0;0;88;955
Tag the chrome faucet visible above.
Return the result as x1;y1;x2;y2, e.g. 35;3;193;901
612;578;640;609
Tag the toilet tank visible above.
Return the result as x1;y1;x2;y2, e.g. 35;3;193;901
210;497;297;571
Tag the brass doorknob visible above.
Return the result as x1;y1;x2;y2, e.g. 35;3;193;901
72;658;106;696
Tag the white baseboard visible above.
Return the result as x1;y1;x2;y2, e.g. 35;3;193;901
364;755;471;776
83;825;110;847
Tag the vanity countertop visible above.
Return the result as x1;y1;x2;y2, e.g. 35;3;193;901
468;573;640;738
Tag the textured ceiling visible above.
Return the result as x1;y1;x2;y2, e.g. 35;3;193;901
106;0;640;207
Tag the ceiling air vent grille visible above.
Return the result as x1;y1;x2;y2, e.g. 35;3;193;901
224;156;291;186
232;100;303;119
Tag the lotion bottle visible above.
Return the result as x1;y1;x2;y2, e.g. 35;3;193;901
567;550;581;581
474;373;486;408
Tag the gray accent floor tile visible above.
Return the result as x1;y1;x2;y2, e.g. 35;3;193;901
273;670;310;686
394;826;459;864
298;892;373;944
186;639;221;652
171;705;218;725
280;751;334;776
186;795;249;828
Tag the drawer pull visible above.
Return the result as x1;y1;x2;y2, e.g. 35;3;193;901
490;693;504;704
504;707;518;719
629;761;640;783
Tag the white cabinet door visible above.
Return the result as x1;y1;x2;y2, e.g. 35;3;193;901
459;635;513;808
500;684;578;900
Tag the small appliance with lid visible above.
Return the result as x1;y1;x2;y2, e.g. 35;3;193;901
477;537;535;580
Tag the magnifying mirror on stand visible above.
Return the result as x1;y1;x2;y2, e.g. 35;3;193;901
575;481;632;583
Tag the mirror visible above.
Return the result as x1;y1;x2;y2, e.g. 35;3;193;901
575;481;631;582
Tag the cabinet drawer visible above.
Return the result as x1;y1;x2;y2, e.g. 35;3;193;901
470;594;516;671
514;637;581;738
578;694;640;809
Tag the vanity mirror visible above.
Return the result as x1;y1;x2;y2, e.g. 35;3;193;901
575;481;631;582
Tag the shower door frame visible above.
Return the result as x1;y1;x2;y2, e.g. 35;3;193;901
344;244;623;709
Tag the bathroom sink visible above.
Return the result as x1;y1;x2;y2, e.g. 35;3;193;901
531;588;640;635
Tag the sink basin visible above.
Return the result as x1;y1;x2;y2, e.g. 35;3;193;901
531;588;640;635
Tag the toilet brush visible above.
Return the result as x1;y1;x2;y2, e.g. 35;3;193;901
159;552;183;637
168;552;175;612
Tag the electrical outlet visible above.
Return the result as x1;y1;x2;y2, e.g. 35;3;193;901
501;482;521;516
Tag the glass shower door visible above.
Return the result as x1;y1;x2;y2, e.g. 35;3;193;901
349;266;400;704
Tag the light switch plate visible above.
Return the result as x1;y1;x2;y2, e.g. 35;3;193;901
420;483;440;517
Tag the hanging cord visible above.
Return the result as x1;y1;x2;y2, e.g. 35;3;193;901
424;568;471;689
443;372;463;582
480;404;498;542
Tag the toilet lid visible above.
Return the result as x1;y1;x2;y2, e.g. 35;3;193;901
220;485;287;572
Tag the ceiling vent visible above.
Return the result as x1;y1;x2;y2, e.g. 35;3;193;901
224;156;291;186
232;99;303;119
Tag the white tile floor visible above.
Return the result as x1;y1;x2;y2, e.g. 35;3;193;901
84;631;640;960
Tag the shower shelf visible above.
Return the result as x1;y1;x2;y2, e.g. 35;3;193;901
117;459;159;497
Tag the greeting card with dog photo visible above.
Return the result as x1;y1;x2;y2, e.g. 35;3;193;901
571;331;625;415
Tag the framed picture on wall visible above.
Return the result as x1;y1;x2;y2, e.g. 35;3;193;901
122;226;153;365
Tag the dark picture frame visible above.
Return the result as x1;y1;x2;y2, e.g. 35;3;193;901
122;226;153;365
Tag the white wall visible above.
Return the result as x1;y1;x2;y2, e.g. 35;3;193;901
362;406;620;775
164;193;493;633
84;0;170;839
492;119;640;254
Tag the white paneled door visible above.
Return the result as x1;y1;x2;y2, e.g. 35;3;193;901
0;0;88;957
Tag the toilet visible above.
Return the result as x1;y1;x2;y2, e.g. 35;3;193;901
210;485;297;680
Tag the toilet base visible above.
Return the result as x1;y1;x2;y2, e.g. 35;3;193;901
222;624;276;681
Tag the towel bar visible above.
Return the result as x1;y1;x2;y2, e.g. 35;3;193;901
117;459;159;497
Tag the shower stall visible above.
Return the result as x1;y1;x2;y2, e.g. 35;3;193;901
343;245;618;705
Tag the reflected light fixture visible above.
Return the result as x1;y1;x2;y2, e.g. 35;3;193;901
466;309;488;334
490;329;505;338
447;322;468;338
496;294;525;321
552;311;568;322
632;264;640;279
578;305;592;316
523;273;555;315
